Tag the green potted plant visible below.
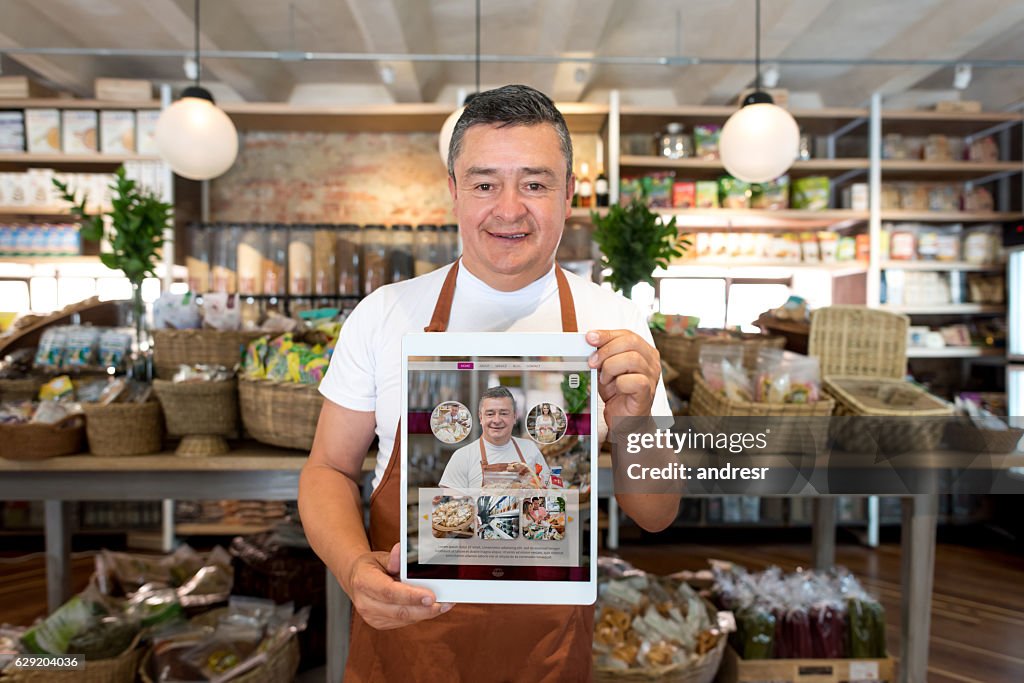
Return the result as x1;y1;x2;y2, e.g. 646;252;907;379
590;199;688;298
53;167;173;350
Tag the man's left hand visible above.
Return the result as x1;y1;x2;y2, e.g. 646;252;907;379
586;329;660;420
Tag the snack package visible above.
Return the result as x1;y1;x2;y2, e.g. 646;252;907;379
21;585;114;655
61;326;101;371
98;329;133;370
642;173;674;209
153;291;202;330
755;350;821;404
699;345;751;401
790;176;830;211
202;293;242;331
663;315;700;337
30;400;70;424
672;181;695;209
619;177;643;206
694;125;721;160
243;336;270;379
173;364;235;383
719;176;751;209
39;375;75;402
695;181;719;209
750;176;789;210
34;326;70;371
67;615;139;660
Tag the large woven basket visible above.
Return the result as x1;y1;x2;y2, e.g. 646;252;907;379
83;401;163;456
825;376;953;453
239;378;322;451
689;372;835;454
945;422;1024;454
652;330;784;398
0;377;43;403
808;306;908;380
152;378;238;456
1;639;142;683
0;414;85;460
151;329;265;380
139;609;301;683
594;636;726;683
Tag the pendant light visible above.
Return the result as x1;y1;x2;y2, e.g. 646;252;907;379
155;0;239;180
438;0;482;164
719;0;799;183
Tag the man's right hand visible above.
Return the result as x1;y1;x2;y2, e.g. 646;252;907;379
347;542;454;630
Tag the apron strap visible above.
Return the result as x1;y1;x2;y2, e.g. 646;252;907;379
554;266;578;333
478;437;528;468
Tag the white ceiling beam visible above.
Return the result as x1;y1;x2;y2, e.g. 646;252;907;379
345;0;441;103
530;0;615;102
817;0;1024;106
135;0;294;102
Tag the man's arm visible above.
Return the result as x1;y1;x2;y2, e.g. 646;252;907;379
299;399;452;630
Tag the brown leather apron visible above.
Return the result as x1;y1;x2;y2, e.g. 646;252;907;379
344;260;595;682
479;437;540;488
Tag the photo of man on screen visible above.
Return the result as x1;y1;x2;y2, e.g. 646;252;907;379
439;386;551;490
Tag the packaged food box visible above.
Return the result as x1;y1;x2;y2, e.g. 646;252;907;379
791;176;830;211
62;110;99;154
928;185;958;212
695;180;719;209
936;234;960;261
889;231;916;260
136;110;161;155
842;183;869;210
694;124;721;160
719;176;751;209
750;175;789;210
818;232;838;263
917;232;940;260
672;181;695;208
899;184;929;211
836;236;857;261
619;177;643;205
25;109;61;153
855;233;870;262
100;110;135;154
880;184;901;210
800;233;820;262
0;111;25;152
642;172;674;209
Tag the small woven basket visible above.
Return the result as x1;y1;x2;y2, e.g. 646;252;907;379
0;414;85;460
151;329;265;380
0;377;43;403
152;378;238;456
239;378;323;451
808;306;908;380
652;330;784;398
83;401;163;456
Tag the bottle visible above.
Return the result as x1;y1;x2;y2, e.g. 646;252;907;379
577;162;593;208
595;167;609;207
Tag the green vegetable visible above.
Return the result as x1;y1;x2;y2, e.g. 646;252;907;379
561;372;590;414
591;200;689;298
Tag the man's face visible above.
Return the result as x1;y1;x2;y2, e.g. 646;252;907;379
449;123;573;291
479;397;515;445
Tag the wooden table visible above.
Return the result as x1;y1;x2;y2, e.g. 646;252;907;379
4;449;1020;683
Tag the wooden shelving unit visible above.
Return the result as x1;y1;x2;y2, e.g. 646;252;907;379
906;347;1005;359
0;152;160;164
880;159;1021;178
879;303;1006;315
620;155;869;177
880;210;1023;223
880;260;1004;272
657;208;868;230
0;98;160;110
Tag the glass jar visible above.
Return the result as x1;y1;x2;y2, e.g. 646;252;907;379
237;224;265;295
660;122;693;159
335;224;361;296
440;223;460;263
186;222;210;293
212;223;239;293
288;224;314;296
361;224;389;294
262;224;288;296
413;224;439;276
313;223;337;296
389;224;414;283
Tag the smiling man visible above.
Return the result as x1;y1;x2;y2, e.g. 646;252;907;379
438;386;551;489
300;84;678;681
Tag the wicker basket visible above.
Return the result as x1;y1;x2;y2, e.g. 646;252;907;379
0;414;85;460
151;329;265;380
825;376;953;454
138;610;301;683
152;378;238;456
689;372;835;454
945;422;1024;454
0;377;43;403
808;306;908;380
652;330;785;398
594;635;726;683
239;378;322;451
1;639;142;683
83;401;163;456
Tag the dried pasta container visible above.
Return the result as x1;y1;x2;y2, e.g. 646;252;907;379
414;224;440;276
211;223;239;293
288;224;314;296
313;224;337;296
262;223;288;297
237;224;265;295
335;223;361;296
186;222;210;293
389;224;414;283
361;224;389;294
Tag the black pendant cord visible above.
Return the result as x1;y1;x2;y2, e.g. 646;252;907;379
754;0;761;91
194;0;201;88
475;0;481;93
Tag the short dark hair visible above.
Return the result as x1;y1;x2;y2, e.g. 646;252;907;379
478;385;516;413
447;84;573;183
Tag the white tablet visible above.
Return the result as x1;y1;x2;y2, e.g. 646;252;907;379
400;332;598;605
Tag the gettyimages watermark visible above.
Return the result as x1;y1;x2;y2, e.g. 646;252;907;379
608;415;1024;495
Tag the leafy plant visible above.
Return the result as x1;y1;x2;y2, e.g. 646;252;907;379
561;373;590;414
53;167;171;286
591;200;688;298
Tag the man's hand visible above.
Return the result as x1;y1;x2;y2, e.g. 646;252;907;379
347;543;454;630
586;329;661;421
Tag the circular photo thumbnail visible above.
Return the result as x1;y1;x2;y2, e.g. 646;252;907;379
430;401;472;444
526;402;567;444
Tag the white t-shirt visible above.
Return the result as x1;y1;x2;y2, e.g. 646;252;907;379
319;262;671;490
438;436;549;490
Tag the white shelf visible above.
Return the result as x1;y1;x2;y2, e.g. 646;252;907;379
880;210;1022;223
0;152;160;164
879;303;1006;315
663;261;866;274
906;347;1004;359
881;261;1004;272
619;155;869;175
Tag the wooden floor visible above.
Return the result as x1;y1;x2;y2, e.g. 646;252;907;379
2;541;1022;682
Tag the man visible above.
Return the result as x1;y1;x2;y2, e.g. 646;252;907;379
300;84;678;681
439;386;550;489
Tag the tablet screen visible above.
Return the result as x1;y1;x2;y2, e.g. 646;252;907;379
404;354;595;585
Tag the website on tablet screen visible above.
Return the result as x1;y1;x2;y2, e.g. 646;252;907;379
405;355;594;583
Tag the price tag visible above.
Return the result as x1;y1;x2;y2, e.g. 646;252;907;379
849;661;879;682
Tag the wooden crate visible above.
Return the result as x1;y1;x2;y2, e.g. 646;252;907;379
0;75;57;99
94;77;152;102
717;647;896;683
